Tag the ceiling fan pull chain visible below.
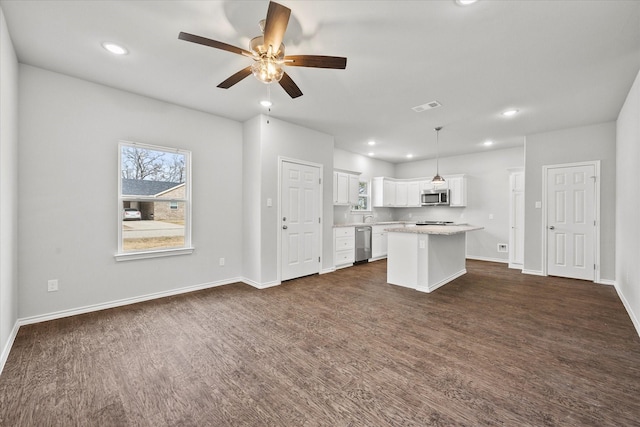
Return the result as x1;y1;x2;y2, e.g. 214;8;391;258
266;85;271;124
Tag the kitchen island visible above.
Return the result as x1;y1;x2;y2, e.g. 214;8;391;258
385;224;483;293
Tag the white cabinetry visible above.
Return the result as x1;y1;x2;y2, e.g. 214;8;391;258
373;178;422;207
371;225;388;260
373;174;466;208
447;174;467;207
372;177;397;207
349;174;359;205
333;171;360;206
407;181;421;207
334;227;355;268
395;181;408;206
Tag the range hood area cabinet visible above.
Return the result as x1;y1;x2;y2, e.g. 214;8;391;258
333;170;360;206
372;175;467;208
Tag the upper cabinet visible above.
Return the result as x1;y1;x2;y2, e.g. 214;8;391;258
447;174;467;207
407;181;421;207
372;177;396;207
372;174;467;208
333;170;360;206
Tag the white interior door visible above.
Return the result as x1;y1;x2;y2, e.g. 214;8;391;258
281;161;320;281
546;164;595;280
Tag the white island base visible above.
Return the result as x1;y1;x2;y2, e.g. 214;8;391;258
387;228;474;293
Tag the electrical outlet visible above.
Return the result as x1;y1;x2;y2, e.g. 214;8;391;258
489;213;494;220
219;258;225;266
497;243;508;253
47;279;58;292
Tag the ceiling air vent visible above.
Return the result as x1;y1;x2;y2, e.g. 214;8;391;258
412;100;442;113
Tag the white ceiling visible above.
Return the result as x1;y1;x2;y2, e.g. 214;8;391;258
2;0;639;163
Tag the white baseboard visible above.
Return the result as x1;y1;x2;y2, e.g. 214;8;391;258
417;269;467;293
0;320;20;376
522;269;545;276
597;278;616;286
242;278;281;289
320;267;335;275
18;277;244;327
466;256;508;264
614;283;640;338
508;262;523;270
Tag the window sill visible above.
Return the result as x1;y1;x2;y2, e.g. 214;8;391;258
115;247;195;262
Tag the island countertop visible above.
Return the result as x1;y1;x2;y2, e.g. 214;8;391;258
385;224;483;235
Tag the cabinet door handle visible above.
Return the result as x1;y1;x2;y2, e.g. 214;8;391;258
282;225;288;230
549;226;555;230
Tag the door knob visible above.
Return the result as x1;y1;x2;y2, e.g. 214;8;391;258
282;225;288;230
549;226;555;230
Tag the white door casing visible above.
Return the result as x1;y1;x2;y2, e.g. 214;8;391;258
281;160;321;281
509;169;524;269
545;163;597;281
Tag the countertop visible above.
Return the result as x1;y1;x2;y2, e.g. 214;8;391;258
384;225;483;235
333;221;407;228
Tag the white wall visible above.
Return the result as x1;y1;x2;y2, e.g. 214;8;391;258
396;147;525;262
616;68;640;334
524;122;616;281
246;115;335;283
17;65;244;319
242;116;263;285
0;6;19;368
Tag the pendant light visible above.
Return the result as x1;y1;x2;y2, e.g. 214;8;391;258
432;126;446;186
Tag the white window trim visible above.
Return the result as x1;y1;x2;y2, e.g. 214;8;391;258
115;140;193;261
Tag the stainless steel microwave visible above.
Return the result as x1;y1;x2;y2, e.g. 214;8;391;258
421;189;449;206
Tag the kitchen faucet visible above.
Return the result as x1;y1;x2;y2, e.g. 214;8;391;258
363;215;374;223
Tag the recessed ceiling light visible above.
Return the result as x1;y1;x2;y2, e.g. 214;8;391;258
260;100;273;107
368;140;376;146
502;109;519;117
406;154;413;159
456;0;478;5
101;42;128;55
483;140;494;146
368;152;375;156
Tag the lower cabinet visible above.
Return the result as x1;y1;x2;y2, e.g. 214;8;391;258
334;227;355;268
371;227;388;260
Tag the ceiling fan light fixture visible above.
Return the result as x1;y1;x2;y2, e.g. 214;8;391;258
251;58;284;84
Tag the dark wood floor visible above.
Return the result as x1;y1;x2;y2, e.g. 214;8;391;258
1;260;640;426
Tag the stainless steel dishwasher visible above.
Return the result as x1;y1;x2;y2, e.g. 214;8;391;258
355;226;372;263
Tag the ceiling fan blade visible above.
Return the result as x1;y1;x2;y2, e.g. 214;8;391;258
178;32;253;57
278;72;303;98
284;55;347;69
263;2;291;54
217;66;253;89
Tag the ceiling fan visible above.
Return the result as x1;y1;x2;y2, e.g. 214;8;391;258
178;1;347;99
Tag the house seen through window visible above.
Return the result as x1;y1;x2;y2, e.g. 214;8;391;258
118;141;191;257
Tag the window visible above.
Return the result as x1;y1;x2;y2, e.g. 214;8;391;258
351;180;371;212
116;141;193;261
